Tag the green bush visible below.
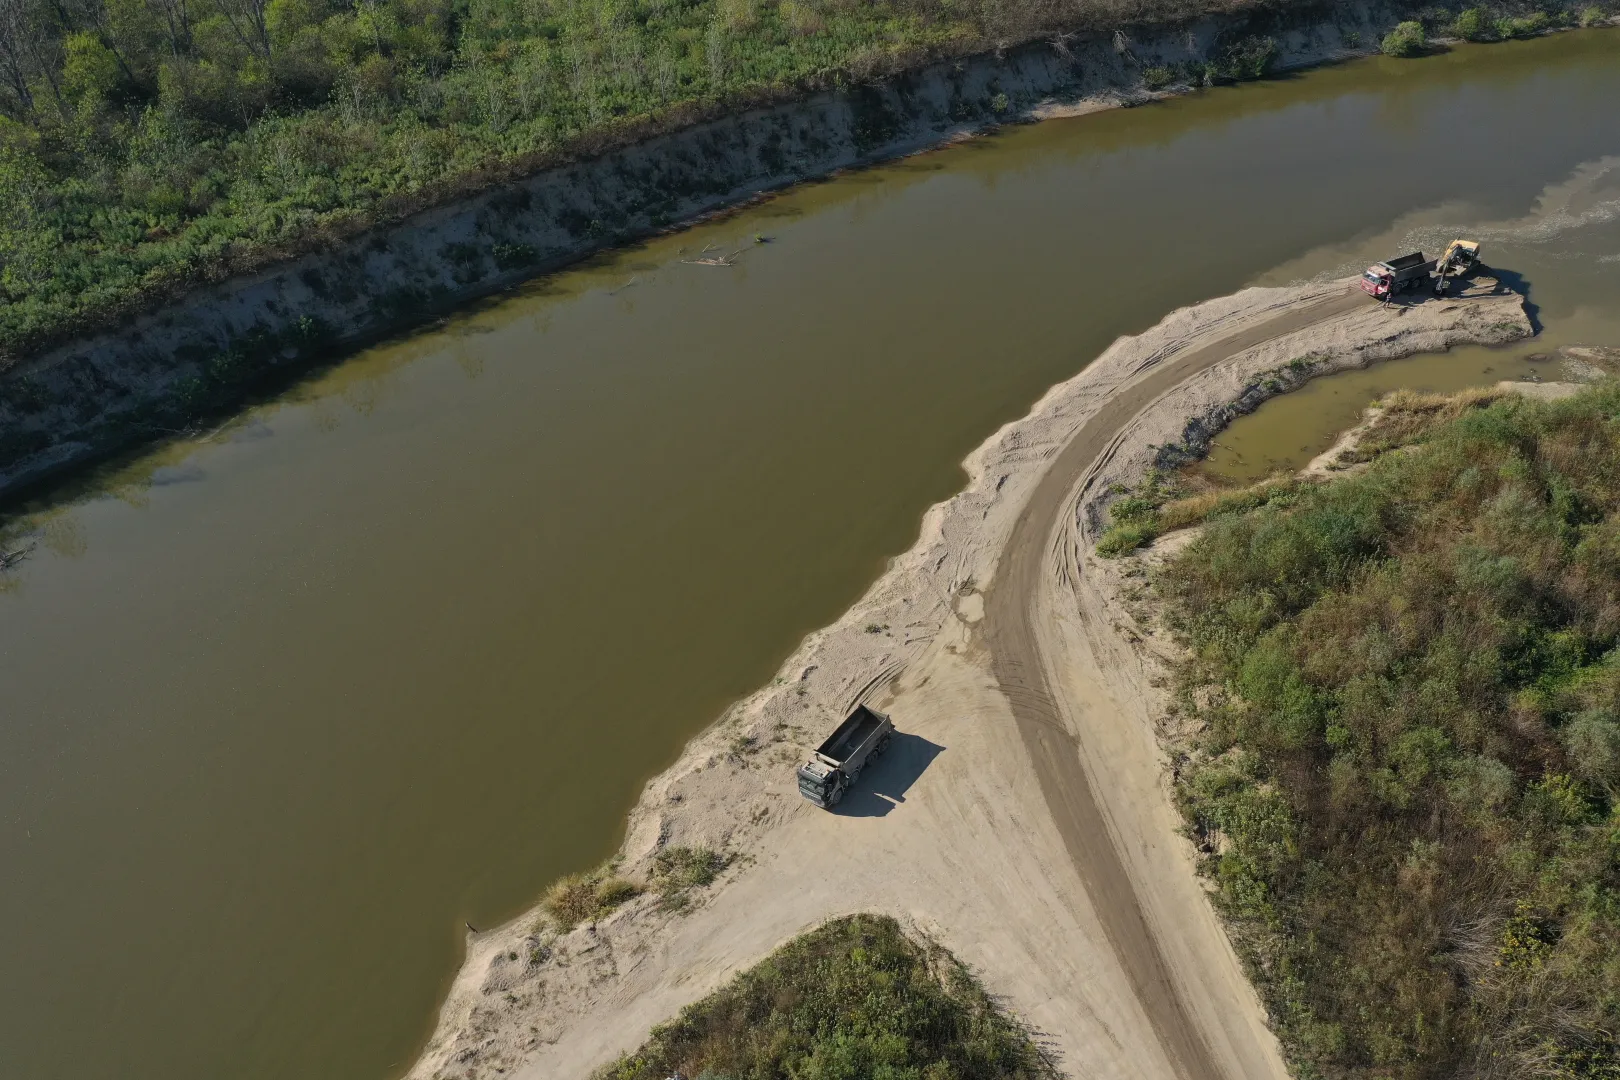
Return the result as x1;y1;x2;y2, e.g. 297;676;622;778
1142;65;1176;90
596;914;1057;1080
1197;36;1280;83
1452;7;1492;39
1581;6;1609;26
1520;10;1554;33
1223;36;1280;79
1097;519;1160;556
1380;20;1428;55
1097;490;1165;556
1497;11;1554;36
1160;384;1620;1077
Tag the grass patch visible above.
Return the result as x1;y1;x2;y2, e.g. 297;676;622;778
1156;476;1297;531
1097;469;1298;557
595;913;1057;1080
1335;385;1505;464
649;845;727;911
543;865;642;928
1159;382;1620;1077
1096;471;1179;556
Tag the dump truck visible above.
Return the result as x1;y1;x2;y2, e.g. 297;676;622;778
1433;239;1482;295
1360;251;1435;299
797;705;894;808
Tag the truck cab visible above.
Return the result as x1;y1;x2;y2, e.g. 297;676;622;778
1360;265;1397;298
1360;251;1432;299
797;758;845;808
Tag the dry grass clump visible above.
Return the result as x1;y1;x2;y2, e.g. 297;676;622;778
543;867;642;928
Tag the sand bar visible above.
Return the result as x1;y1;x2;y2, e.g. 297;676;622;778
407;276;1531;1080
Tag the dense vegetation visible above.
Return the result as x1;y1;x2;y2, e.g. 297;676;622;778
597;913;1058;1080
0;0;1607;363
0;0;1294;363
1159;386;1620;1078
1382;3;1607;52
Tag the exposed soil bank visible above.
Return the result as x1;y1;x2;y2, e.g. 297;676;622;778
405;278;1528;1080
0;0;1449;502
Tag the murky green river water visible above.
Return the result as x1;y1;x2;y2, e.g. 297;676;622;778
2;31;1617;1080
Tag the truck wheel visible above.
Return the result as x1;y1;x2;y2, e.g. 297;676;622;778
875;734;892;755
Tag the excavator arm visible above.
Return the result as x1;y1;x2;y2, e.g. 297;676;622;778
1433;239;1481;295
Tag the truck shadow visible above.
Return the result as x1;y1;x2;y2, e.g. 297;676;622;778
1380;271;1543;333
835;732;946;818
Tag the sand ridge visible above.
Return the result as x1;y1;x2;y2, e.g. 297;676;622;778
405;277;1531;1080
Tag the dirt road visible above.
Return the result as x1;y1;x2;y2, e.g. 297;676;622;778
406;281;1528;1080
984;287;1363;1080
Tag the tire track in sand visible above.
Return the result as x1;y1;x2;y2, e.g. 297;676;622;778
982;286;1364;1080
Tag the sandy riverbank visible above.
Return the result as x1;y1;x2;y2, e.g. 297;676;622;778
405;276;1530;1080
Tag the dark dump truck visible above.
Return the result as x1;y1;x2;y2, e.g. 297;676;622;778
1360;251;1436;299
797;705;894;808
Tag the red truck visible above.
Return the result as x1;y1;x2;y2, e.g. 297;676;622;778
1360;252;1435;299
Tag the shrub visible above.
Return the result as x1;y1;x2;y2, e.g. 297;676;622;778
649;845;727;910
1221;36;1279;80
1519;11;1554;34
1097;491;1165;556
1142;65;1176;90
1581;6;1608;25
1097;519;1160;556
1452;7;1491;39
1381;21;1428;55
1497;11;1553;36
595;914;1058;1080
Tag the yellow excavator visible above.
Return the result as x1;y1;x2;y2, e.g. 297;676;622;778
1433;239;1482;295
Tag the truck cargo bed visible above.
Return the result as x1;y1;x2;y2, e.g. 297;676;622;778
816;705;886;763
1386;251;1429;272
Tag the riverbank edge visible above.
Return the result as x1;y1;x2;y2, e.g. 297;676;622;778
0;0;1488;505
402;280;1531;1079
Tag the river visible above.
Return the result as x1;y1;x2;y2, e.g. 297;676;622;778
2;30;1617;1080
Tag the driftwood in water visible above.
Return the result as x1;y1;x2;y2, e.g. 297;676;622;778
0;543;35;570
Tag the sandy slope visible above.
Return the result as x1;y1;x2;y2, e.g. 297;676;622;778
405;278;1530;1080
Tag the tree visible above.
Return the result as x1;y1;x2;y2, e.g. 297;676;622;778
212;0;271;61
1380;21;1426;57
